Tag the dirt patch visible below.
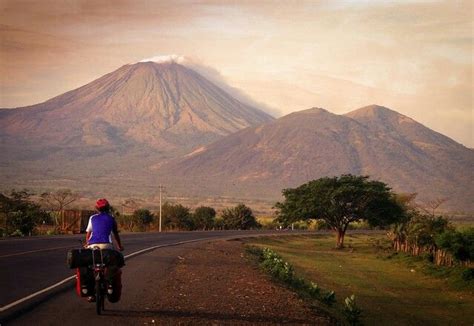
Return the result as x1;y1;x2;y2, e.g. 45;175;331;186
139;239;332;325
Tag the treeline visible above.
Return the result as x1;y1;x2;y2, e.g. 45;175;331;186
389;194;473;267
115;203;261;232
0;190;52;236
0;188;262;237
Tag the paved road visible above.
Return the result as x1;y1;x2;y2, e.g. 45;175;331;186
0;230;305;321
5;242;195;325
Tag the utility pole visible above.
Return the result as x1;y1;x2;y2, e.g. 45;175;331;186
158;185;165;232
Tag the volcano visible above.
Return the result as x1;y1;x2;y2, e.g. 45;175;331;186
0;61;273;193
0;61;272;149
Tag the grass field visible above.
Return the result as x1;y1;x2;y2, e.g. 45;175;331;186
248;234;474;326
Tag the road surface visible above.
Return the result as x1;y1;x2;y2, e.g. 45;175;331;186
0;230;306;323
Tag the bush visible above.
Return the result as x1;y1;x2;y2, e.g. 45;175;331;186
133;209;154;226
0;190;51;236
461;268;474;281
192;206;216;230
251;246;362;324
343;295;362;325
436;227;474;263
308;281;321;298
221;204;260;230
322;290;336;306
259;248;337;305
162;203;193;230
261;248;295;282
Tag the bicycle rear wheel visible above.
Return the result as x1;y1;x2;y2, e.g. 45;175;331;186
95;280;102;315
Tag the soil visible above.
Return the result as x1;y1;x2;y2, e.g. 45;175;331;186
138;239;333;325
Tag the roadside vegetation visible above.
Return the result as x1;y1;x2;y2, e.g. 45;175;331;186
0;190;52;237
247;234;473;325
248;174;473;325
114;202;261;232
0;188;264;237
247;245;358;325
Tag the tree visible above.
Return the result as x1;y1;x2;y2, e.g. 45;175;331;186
121;198;140;215
162;203;193;230
192;206;216;230
405;214;452;251
276;175;404;248
132;209;154;230
0;190;51;236
436;228;474;263
421;198;448;217
221;204;260;230
388;193;418;251
40;189;79;227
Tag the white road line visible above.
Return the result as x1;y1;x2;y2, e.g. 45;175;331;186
0;236;218;313
0;246;75;259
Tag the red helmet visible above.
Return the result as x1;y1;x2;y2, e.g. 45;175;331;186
95;198;110;210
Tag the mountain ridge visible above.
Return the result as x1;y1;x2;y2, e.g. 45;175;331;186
154;105;473;211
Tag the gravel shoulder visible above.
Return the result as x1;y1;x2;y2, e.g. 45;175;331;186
136;239;332;325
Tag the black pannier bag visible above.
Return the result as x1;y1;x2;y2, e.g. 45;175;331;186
67;249;125;269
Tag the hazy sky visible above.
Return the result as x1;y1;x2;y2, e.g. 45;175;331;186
1;0;472;146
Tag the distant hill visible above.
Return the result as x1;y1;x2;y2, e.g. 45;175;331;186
0;61;273;192
155;105;474;211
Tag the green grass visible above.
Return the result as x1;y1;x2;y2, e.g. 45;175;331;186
247;234;474;326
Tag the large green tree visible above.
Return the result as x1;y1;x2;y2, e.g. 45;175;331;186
275;175;404;248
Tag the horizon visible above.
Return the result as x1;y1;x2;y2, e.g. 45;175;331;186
0;0;472;147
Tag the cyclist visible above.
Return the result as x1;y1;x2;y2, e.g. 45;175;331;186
82;198;124;302
86;198;124;251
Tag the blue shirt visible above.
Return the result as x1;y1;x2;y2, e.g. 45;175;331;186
86;212;117;244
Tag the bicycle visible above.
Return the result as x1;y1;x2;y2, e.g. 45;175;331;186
91;246;107;315
68;242;124;314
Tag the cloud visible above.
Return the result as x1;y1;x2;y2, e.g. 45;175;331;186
183;58;280;117
133;54;280;116
138;54;185;64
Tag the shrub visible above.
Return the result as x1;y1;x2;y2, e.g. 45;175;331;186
322;290;336;306
252;247;362;324
308;281;321;298
0;190;51;236
343;294;362;325
259;248;337;305
436;228;474;263
192;206;216;230
261;247;295;282
133;209;154;226
162;203;193;230
221;204;260;230
461;268;474;281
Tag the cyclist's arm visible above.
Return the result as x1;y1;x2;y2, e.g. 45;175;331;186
112;219;124;251
85;217;93;245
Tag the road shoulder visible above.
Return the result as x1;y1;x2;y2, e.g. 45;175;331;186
137;239;332;325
